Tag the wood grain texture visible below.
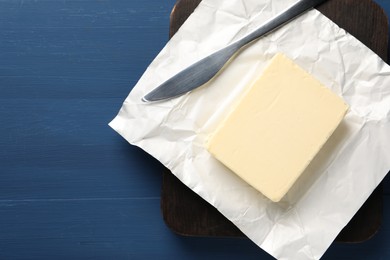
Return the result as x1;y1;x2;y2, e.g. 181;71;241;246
162;0;388;243
0;0;389;259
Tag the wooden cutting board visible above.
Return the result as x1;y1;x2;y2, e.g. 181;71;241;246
162;0;388;242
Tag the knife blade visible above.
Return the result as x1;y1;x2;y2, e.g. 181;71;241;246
142;0;327;102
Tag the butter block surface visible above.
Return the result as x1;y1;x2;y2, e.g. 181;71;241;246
206;53;348;202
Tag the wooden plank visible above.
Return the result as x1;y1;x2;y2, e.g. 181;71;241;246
162;0;388;242
0;99;126;146
1;196;390;259
0;144;164;200
0;0;172;99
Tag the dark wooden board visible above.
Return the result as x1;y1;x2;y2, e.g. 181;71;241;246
161;0;388;243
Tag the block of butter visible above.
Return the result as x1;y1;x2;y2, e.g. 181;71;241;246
206;53;349;202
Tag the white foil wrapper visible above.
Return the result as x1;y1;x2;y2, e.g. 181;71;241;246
109;0;390;259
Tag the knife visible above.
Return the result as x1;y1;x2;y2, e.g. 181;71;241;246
142;0;327;102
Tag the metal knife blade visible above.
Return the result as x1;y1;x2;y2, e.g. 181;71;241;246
142;0;327;102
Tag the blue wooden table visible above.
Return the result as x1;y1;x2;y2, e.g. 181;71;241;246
1;0;389;259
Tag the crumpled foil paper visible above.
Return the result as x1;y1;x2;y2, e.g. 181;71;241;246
109;0;390;259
